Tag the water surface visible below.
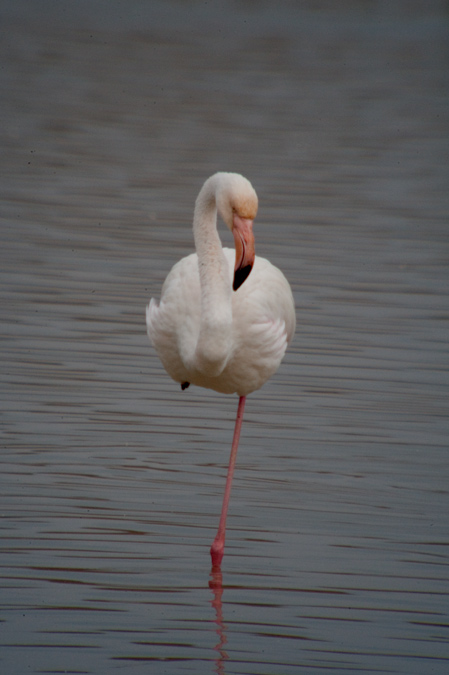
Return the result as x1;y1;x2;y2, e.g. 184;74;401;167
1;2;448;673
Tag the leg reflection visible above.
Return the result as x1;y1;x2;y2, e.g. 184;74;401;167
209;568;228;674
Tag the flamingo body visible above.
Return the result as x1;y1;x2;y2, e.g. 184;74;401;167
147;248;295;396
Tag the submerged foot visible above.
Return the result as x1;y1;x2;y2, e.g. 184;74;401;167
210;539;225;569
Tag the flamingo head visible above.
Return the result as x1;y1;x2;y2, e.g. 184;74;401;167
216;173;258;291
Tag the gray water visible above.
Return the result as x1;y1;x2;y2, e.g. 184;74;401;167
1;1;449;673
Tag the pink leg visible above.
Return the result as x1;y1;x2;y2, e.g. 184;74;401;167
210;395;246;569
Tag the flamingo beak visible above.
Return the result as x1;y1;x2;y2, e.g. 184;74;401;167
232;214;255;291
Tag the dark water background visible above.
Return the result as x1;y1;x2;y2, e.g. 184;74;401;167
1;1;448;673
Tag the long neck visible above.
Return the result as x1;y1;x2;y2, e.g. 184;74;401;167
192;177;232;377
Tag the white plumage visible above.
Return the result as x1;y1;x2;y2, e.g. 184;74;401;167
147;249;294;395
146;173;295;395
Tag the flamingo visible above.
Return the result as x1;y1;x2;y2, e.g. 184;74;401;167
146;172;295;568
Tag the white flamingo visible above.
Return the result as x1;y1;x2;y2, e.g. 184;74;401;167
146;172;295;568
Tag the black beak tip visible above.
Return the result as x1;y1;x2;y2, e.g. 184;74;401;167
233;265;252;291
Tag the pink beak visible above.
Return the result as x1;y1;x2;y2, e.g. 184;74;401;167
232;214;255;291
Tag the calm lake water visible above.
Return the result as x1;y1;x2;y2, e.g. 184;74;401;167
1;1;448;673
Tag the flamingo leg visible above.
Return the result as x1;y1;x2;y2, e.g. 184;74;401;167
210;395;246;568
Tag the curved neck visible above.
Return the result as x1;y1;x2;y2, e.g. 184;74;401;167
193;176;226;275
192;177;232;377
